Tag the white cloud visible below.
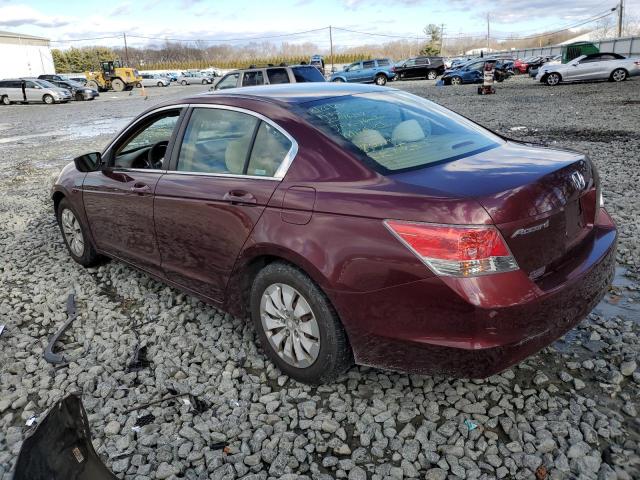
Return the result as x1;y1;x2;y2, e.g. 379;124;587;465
108;2;132;17
0;5;70;28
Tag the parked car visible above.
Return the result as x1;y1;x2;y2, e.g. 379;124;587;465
529;55;561;77
163;72;179;82
0;78;71;104
68;76;88;85
177;72;212;85
393;56;445;80
449;57;474;69
52;83;616;383
329;59;396;85
47;78;99;101
213;64;325;90
536;53;640;85
137;73;171;88
440;59;511;85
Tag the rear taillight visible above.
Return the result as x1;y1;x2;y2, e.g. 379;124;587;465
384;220;518;277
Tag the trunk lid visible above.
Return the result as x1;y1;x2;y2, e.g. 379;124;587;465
389;141;596;276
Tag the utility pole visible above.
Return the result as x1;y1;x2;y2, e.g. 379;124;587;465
329;26;334;73
617;0;624;38
123;32;130;66
486;13;490;53
440;24;445;55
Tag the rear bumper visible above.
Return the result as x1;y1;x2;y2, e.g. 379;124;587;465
329;209;617;378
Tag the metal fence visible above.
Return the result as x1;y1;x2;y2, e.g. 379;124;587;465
492;35;640;59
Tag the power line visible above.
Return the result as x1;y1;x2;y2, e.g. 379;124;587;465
51;35;122;43
332;26;430;40
127;27;329;43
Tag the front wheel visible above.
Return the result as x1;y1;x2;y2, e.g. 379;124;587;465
111;78;125;91
374;74;387;86
56;198;102;267
545;72;561;86
157;82;164;87
450;76;462;86
611;68;627;82
332;78;344;82
75;92;84;101
427;70;437;80
181;80;188;86
43;94;54;104
250;262;353;384
1;95;10;105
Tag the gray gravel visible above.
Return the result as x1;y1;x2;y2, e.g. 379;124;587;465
1;78;639;479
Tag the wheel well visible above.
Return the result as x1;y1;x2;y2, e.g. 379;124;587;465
611;68;629;76
52;191;65;214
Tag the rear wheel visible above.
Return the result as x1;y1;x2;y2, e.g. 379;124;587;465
427;70;437;80
56;198;102;267
332;78;344;82
450;76;462;86
111;78;125;92
611;68;627;82
75;92;84;101
250;262;353;384
43;94;54;104
545;73;561;86
374;74;387;86
157;81;164;87
201;79;208;85
181;80;188;86
1;95;10;105
136;82;142;88
86;80;100;91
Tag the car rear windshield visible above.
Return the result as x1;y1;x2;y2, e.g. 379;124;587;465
302;91;502;174
292;66;325;82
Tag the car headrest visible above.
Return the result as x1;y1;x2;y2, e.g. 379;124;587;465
392;119;427;145
351;129;387;151
225;138;249;174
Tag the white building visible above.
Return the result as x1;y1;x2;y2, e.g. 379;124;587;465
0;30;54;79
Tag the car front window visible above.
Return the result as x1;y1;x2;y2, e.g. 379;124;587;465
215;73;239;90
302;91;502;175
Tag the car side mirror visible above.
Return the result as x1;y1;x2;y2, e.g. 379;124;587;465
571;62;579;66
74;152;102;172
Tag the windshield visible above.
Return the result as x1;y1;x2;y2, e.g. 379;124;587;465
35;79;56;88
302;91;502;175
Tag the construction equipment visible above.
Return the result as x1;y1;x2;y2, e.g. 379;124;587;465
84;60;142;92
561;42;599;64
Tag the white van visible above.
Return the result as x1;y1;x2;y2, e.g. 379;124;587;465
0;78;72;105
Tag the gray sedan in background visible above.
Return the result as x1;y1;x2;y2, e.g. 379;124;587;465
537;53;640;85
137;73;171;88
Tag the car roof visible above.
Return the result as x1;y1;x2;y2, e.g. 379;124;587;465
192;83;393;105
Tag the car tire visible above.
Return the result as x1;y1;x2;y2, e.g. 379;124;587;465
56;198;102;267
427;70;437;80
450;76;462;86
610;68;627;82
43;94;55;104
250;261;353;384
111;78;125;92
332;78;345;82
75;92;84;101
1;95;10;105
181;80;188;86
86;80;100;91
374;74;387;86
136;82;142;88
545;72;561;86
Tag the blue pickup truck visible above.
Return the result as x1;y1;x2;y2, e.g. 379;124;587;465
329;58;396;85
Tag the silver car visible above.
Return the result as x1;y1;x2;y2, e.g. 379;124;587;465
536;53;640;86
177;73;212;85
0;78;72;104
137;73;170;88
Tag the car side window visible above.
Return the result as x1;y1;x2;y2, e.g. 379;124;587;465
246;122;292;177
177;108;259;174
363;61;375;69
25;81;38;88
404;59;416;67
114;111;181;169
416;57;429;65
377;59;390;67
267;68;290;84
215;73;239;90
242;71;265;86
349;63;362;71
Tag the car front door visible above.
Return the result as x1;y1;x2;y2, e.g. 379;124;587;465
565;55;598;80
154;105;295;302
361;60;376;82
82;107;185;275
345;62;362;82
24;81;42;102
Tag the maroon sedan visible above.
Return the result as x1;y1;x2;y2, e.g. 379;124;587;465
52;83;616;384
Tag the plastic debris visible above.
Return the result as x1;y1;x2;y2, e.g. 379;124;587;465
25;416;38;427
0;324;5;337
464;419;478;431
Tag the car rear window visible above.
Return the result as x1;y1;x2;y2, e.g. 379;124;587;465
267;68;290;84
292;66;325;82
377;59;390;66
302;91;502;175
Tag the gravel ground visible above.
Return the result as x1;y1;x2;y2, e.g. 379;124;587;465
1;77;639;480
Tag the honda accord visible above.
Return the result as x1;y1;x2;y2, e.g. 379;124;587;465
52;83;617;384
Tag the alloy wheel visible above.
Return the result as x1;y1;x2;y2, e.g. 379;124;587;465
451;76;462;85
546;73;560;86
260;283;320;368
612;69;626;82
61;209;85;257
427;71;437;80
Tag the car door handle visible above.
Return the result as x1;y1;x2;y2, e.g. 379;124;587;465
130;183;151;194
223;190;257;205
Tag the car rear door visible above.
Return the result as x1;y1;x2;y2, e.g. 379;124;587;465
362;60;376;82
154;105;296;302
82;107;185;275
415;57;430;77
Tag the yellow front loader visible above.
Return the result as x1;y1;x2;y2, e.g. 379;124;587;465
85;60;142;92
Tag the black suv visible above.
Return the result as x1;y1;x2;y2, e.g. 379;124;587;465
393;56;445;80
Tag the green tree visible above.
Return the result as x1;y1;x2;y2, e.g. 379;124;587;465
420;24;442;56
51;49;69;73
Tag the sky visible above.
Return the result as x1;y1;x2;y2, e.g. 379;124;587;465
0;0;635;50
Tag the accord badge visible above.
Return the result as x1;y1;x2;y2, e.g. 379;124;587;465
511;219;550;238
